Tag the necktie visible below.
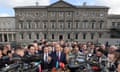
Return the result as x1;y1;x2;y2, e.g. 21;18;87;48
57;52;60;61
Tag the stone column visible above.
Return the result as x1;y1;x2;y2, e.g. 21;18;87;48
7;34;9;42
11;34;14;41
2;34;4;42
78;33;80;42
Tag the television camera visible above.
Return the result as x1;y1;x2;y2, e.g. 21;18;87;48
0;54;43;72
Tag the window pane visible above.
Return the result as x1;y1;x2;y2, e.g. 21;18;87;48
91;33;94;39
68;22;71;28
68;34;70;39
20;33;24;40
100;22;103;29
44;34;47;39
4;34;7;42
52;34;54;39
29;33;31;40
83;33;86;39
36;33;39;39
99;33;102;38
75;34;78;39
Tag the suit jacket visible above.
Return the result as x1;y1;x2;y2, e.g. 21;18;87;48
52;51;67;67
41;53;53;70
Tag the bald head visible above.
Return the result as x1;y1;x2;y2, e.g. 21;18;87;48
55;44;61;52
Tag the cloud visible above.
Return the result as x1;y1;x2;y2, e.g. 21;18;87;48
96;0;120;14
0;0;50;7
0;13;10;17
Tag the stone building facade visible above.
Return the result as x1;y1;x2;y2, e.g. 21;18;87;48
0;0;120;44
108;15;120;38
0;17;16;44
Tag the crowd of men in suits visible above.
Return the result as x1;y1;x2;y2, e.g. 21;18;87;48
0;39;120;72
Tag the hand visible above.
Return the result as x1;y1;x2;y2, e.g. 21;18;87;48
48;56;52;62
0;55;2;59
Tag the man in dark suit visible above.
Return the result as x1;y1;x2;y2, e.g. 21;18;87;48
52;44;67;68
41;46;53;71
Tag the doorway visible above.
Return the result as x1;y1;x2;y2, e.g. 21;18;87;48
59;35;63;40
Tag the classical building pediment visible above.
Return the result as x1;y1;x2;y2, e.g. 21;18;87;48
48;0;76;8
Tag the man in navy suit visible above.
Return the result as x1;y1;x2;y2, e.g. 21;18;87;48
41;46;53;71
52;44;67;68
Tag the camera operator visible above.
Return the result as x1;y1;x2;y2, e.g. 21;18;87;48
12;47;25;62
90;48;107;71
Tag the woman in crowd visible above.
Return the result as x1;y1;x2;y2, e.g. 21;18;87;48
107;48;120;72
64;47;72;63
117;61;120;72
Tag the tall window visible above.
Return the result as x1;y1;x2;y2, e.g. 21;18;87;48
19;21;23;29
20;33;24;40
43;22;47;29
52;23;55;29
59;12;64;16
83;33;86;39
91;20;96;29
35;21;39;29
4;34;7;42
68;22;71;28
28;22;31;29
50;12;55;16
36;33;39;39
76;22;79;29
91;33;94;39
13;34;16;41
99;33;102;38
112;22;116;28
52;34;54;39
92;22;95;29
35;12;39;16
60;22;64;28
44;34;47;39
76;11;79;16
83;20;88;28
67;12;72;16
42;12;47;17
99;20;104;29
75;34;78;39
68;34;70;39
26;20;32;29
28;33;32;40
50;20;56;29
118;22;120;28
8;34;12;41
100;22;103;29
